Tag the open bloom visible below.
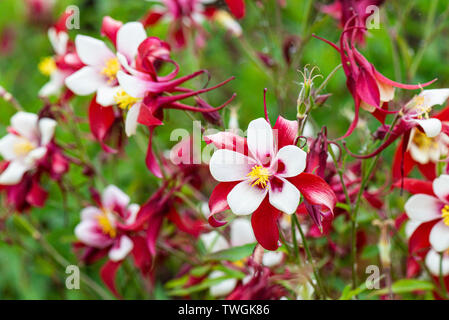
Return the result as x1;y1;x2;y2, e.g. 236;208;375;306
75;185;140;262
206;115;336;250
38;11;83;98
0;112;56;185
389;90;449;180
209;118;307;215
116;39;235;177
65;20;148;106
405;174;449;252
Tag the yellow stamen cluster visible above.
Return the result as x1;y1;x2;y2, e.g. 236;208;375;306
247;165;271;188
412;129;438;151
413;96;431;119
101;57;120;83
114;90;140;110
13;140;35;156
442;205;449;226
96;210;117;238
38;56;57;76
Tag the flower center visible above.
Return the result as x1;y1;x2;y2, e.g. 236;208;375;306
409;96;431;119
13;139;35;157
114;90;140;109
96;209;117;238
247;165;271;188
38;56;57;76
101;57;120;83
412;129;438;151
442;205;449;226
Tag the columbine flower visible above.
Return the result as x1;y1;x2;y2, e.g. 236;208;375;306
200;218;255;297
0;112;56;185
65;19;148;106
425;249;449;277
116;40;235;177
75;185;140;262
389;90;449;180
38;11;83;98
321;0;385;45
206;115;336;250
314;24;436;137
404;174;449;252
142;0;243;48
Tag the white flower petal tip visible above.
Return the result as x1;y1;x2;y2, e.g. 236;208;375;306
109;235;134;261
209;149;255;182
404;194;442;222
227;180;267;215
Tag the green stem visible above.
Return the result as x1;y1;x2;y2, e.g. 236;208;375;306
314;64;343;98
293;214;327;299
13;215;113;300
349;114;401;289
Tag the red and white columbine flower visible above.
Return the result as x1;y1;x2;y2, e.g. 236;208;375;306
75;185;140;262
405;174;449;252
205;115;336;250
0;112;56;185
391;90;449;180
65;20;147;106
38;11;83;98
209;118;307;215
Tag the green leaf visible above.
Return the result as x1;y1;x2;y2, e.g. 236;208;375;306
205;243;256;262
371;279;435;296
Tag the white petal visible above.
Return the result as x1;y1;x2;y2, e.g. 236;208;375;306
11;112;39;142
420;89;449;108
262;251;284;267
433;174;449;203
209;149;256;182
24;147;47;166
414;119;442;138
404;194;442;222
425;249;449;276
268;177;300;214
65;66;107;95
96;85;121;106
109;235;134;261
430;221;449;252
405;220;422;239
247;118;274;165
408;143;430;164
75;220;112;248
75;35;115;66
200;231;229;253
39;117;57;146
227;180;267;215
125;103;141;137
209;270;237;297
273;145;307;177
377;80;395;102
38;70;65;97
126;203;140;225
102;185;130;211
230;218;256;247
48;28;68;55
80;206;102;220
0;134;21;160
116;71;148;98
116;22;147;61
0;161;29;185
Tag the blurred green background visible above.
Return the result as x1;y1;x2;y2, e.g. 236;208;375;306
0;0;448;299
